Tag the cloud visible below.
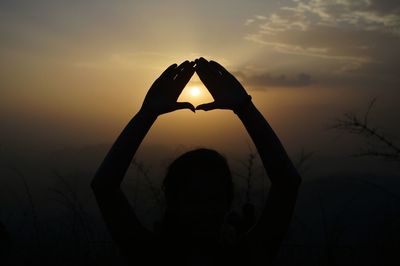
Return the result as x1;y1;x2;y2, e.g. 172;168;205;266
244;0;400;51
235;71;314;89
243;0;400;90
281;0;400;33
245;0;400;43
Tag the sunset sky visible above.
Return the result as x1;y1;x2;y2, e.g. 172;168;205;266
1;0;399;176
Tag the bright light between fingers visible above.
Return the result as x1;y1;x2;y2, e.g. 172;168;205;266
190;86;201;97
177;82;213;105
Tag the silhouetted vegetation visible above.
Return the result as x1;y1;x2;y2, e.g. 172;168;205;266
332;98;400;164
1;150;399;265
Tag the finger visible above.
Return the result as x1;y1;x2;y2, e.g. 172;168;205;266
174;61;195;90
195;58;219;90
170;102;196;113
173;60;190;79
195;102;219;111
200;58;222;76
209;60;232;76
158;63;178;80
210;60;244;88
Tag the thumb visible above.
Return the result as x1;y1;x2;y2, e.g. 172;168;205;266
170;102;196;113
195;102;219;111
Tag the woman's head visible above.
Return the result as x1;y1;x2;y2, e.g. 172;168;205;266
162;148;233;237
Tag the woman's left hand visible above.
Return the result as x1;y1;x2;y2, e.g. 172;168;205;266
140;61;196;117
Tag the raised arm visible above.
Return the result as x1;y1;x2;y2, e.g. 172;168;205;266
91;61;195;260
195;58;301;262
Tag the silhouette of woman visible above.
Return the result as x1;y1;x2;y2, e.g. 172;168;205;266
91;58;301;265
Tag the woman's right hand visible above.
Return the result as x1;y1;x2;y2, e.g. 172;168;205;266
195;58;250;112
140;60;196;117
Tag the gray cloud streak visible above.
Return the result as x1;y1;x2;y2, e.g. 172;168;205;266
235;71;314;90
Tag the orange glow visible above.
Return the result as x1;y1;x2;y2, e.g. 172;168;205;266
178;78;214;107
190;86;201;97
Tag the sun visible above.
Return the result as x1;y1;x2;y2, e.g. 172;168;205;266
177;83;213;104
190;86;201;97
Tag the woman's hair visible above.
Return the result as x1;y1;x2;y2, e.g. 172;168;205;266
162;148;234;208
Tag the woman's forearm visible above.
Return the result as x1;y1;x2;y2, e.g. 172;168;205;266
236;100;301;253
235;101;301;186
91;110;157;192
